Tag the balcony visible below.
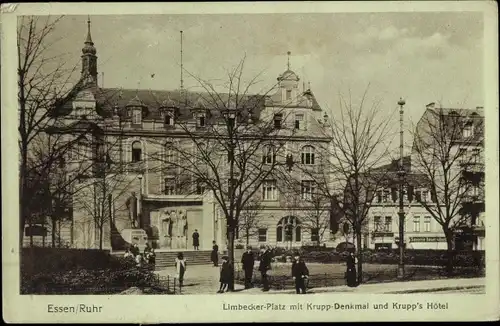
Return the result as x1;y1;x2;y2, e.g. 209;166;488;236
459;161;484;173
372;231;395;237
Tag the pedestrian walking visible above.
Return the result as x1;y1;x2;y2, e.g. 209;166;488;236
217;255;232;293
175;252;187;289
345;252;358;287
258;247;272;292
292;253;309;294
192;230;200;250
211;241;219;267
241;246;255;289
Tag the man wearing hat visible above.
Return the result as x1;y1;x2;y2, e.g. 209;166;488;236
258;247;272;292
292;252;309;294
241;246;255;289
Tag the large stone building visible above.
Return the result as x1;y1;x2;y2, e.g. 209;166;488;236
42;19;339;252
361;103;485;251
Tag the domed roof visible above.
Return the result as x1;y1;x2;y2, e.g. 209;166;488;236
160;96;178;108
277;69;300;82
193;97;207;109
126;95;145;107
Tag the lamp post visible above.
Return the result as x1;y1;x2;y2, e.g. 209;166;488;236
138;174;143;229
397;98;406;279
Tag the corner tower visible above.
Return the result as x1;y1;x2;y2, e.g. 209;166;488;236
81;16;98;85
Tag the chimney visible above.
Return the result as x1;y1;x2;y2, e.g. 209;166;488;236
426;102;435;109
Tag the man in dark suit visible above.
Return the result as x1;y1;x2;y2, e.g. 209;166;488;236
258;247;272;291
241;246;255;289
292;253;309;294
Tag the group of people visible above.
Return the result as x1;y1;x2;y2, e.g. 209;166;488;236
239;246;309;294
124;243;156;270
238;246;359;294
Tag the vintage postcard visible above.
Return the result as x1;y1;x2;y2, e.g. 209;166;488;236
2;1;499;323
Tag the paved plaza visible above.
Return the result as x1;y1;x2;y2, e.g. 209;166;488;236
154;263;485;295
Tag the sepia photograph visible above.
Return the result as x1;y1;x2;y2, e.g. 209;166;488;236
2;1;499;323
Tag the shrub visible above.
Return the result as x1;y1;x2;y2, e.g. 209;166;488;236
235;243;245;250
21;256;158;294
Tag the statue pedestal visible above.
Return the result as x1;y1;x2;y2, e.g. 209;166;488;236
122;228;148;252
172;236;187;249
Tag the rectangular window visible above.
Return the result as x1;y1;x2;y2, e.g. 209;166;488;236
132;109;142;125
196;181;205;195
471;148;481;163
262;180;277;201
286;89;292;101
273;114;282;129
376;190;382;203
311;228;319;242
228;178;237;194
164;178;176;195
227;117;235;130
413;216;421;232
258;228;267;242
295;114;304;130
198;115;206;127
384;216;392;232
422;190;429;202
424;216;431;232
415;190;422;202
263;147;276;164
374;216;382;231
382;190;390;203
301;180;316;200
458;148;467;163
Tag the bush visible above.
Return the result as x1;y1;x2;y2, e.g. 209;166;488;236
235;243;245;249
21;255;158;294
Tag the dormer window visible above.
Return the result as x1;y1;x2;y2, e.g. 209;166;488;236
131;108;142;125
193;111;206;128
286;89;292;101
463;122;473;138
295;113;304;130
163;110;174;126
273;113;283;129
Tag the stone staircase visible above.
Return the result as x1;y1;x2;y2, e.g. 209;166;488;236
112;250;215;270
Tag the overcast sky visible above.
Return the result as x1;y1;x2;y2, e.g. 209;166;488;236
33;12;483;129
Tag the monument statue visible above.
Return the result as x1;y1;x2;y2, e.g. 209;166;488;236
125;192;138;228
177;210;187;237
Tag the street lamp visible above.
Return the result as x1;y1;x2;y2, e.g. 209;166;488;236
138;174;143;229
397;98;406;279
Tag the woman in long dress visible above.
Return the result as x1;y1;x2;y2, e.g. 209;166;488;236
175;252;187;289
345;252;358;287
211;241;219;267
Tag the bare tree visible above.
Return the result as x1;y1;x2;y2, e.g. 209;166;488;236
148;57;301;290
318;86;395;284
237;199;266;246
299;194;332;246
17;15;82;246
411;105;484;273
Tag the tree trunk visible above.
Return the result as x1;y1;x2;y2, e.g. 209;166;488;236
245;229;249;246
51;217;56;248
355;225;363;285
227;226;235;291
444;227;455;275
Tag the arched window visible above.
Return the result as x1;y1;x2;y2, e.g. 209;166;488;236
262;145;276;164
301;145;315;165
276;216;301;244
131;141;142;162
